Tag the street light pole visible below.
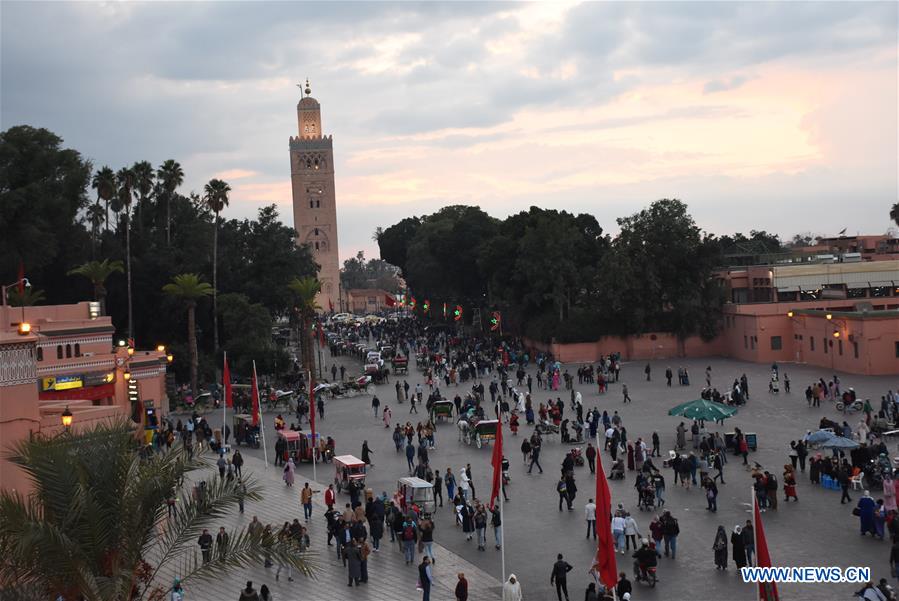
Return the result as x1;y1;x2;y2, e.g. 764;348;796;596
1;278;31;307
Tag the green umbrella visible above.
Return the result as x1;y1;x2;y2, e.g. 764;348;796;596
668;399;738;421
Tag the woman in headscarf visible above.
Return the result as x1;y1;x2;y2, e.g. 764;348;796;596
874;499;887;540
713;525;728;570
731;525;747;569
502;574;522;601
459;464;471;501
884;474;897;512
783;464;798;502
282;457;295;487
858;491;878;536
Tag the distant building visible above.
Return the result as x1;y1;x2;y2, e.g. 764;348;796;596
0;301;169;493
289;79;341;312
345;289;395;314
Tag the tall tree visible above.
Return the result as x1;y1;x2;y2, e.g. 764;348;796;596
891;202;899;228
288;277;321;381
91;166;116;233
131;160;154;233
203;178;231;358
86;203;105;256
116;167;136;341
0;421;312;601
163;274;213;396
67;259;124;316
157;160;184;246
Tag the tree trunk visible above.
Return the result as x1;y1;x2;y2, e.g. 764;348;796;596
166;193;171;246
105;199;110;233
126;204;133;341
96;285;106;316
212;212;219;360
188;303;198;396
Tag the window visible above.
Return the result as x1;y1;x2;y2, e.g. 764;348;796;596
56;345;63;359
770;336;782;351
838;340;843;355
823;338;828;354
74;343;81;357
750;337;755;350
65;344;72;358
853;341;859;359
895;341;899;358
37;347;43;361
316;200;321;208
314;242;319;250
314;228;319;236
810;337;815;352
744;336;748;349
309;200;314;208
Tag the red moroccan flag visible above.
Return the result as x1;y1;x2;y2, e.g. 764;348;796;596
488;416;503;509
591;451;618;591
328;298;334;313
755;493;780;601
318;322;326;347
223;353;233;408
385;294;396;307
250;364;260;427
309;373;316;441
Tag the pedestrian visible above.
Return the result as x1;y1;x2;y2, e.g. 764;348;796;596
528;442;544;474
521;438;532;464
372;395;381;418
624;512;641;550
434;469;444;507
557;476;569;511
170;578;184;601
455;572;469;601
197;528;213;563
402;518;418;564
550;553;572;601
232;449;243;478
503;573;523;601
317;396;324;420
652;431;660;457
301;482;314;521
705;478;718;512
405;443;416;473
585;498;597;539
419;556;433;601
490;504;502;549
236;478;246;514
585;443;596;474
731;525;747;569
474;504;488;550
616;572;632;600
445;468;457;503
644;363;651;381
419;515;435;561
383;405;392;428
713;525;728;569
612;513;626;553
346;539;362;586
282;457;295;487
622;384;631;404
217;454;227;478
660;510;679;559
238;581;260;601
742;519;755;566
362;440;374;468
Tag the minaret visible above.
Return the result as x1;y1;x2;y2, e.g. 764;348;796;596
289;79;340;311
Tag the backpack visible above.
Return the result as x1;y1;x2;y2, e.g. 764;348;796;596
557;480;567;494
403;524;415;541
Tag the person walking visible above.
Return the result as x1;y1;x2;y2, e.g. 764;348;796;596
660;510;679;559
503;574;523;601
419;556;433;601
731;525;747;569
445;468;457;503
372;395;381;418
585;498;597;539
434;469;444;507
405;443;416;474
383;405;392;429
282;457;295;487
238;581;260;601
528;441;544;474
361;440;374;468
455;572;469;601
624;512;641;550
346;539;362;587
490;505;502;549
585;443;596;474
232;449;244;478
742;519;755;566
550;553;573;601
301;482;314;521
197;529;213;563
611;513;626;554
713;525;728;570
622;384;632;404
474;504;488;550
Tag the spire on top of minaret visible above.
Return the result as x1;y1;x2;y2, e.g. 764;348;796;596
304;78;311;96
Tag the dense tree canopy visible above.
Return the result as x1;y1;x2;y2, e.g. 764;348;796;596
339;250;402;293
0;125;317;386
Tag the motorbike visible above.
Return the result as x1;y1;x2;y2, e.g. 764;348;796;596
633;561;658;587
836;399;864;413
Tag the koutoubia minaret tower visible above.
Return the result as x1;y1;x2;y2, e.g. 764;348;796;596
289;79;340;312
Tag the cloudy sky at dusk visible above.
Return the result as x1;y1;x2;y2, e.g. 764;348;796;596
2;2;896;261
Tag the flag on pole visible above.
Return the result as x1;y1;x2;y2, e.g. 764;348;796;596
385;294;396;307
754;493;780;601
223;353;233;408
488;416;503;510
318;322;326;347
251;364;261;427
591;451;618;591
309;371;317;442
328;298;334;313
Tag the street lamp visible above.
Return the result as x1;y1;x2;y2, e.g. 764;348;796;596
1;278;31;307
156;345;166;352
17;321;31;335
166;354;174;363
123;370;132;381
61;406;73;430
825;313;833;320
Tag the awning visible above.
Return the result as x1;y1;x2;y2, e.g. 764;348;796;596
39;383;115;402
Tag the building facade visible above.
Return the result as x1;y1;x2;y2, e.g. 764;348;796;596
289;80;340;311
0;301;169;493
345;289;395;314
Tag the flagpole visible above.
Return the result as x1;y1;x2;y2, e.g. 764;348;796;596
222;351;227;449
497;398;506;586
753;485;760;601
254;360;268;467
310;369;317;483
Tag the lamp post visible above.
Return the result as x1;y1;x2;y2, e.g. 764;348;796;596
61;406;73;431
1;278;30;307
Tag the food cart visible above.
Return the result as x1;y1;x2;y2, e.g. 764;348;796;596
397;476;436;515
333;454;366;493
232;413;259;448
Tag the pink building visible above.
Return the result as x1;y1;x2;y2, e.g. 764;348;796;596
0;301;169;493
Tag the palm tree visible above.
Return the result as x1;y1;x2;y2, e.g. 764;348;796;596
891;202;899;228
203;178;231;358
87;203;106;255
164;274;214;396
0;420;313;601
288;276;321;382
6;287;46;307
157;160;184;246
117;167;136;341
131;160;155;233
67;259;124;316
91;166;116;233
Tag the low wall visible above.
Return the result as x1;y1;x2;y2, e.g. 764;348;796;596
524;333;726;363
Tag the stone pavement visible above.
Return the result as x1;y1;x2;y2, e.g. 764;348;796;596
156;452;503;600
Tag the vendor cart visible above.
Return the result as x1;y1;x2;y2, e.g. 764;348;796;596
397;476;436;515
333;454;366;493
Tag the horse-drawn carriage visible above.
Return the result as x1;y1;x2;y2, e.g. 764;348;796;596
232;413;260;448
429;399;454;423
458;416;499;449
391;355;408;374
313;376;373;399
416;353;430;370
364;363;390;384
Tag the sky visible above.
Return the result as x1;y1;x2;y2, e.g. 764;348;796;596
2;2;897;261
